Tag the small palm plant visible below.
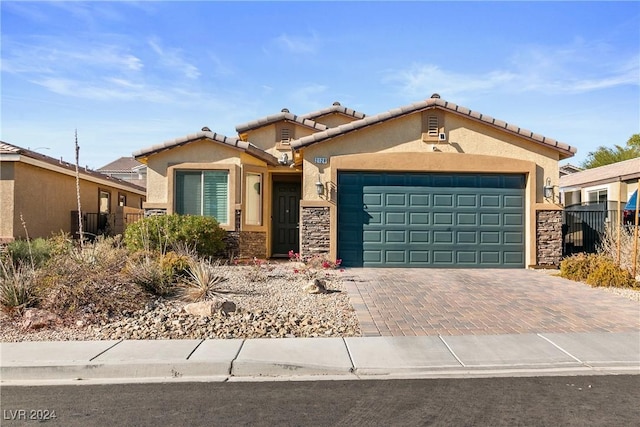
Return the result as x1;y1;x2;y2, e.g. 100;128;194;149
180;259;231;302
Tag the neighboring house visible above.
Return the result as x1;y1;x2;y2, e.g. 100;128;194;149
559;158;640;210
559;163;583;177
0;142;146;242
97;156;147;189
133;95;576;268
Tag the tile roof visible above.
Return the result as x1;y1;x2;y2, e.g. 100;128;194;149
132;131;280;166
290;96;577;159
97;156;144;172
299;102;366;121
559;157;640;188
235;109;328;134
0;141;146;192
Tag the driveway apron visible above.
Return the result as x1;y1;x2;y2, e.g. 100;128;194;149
343;269;640;337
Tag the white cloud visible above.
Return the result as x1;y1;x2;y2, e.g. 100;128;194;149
274;33;319;54
147;38;200;80
385;41;639;98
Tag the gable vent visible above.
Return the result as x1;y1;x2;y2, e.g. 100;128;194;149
427;115;439;137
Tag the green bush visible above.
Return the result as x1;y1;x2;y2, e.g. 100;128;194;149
124;214;226;257
560;253;638;288
6;238;52;268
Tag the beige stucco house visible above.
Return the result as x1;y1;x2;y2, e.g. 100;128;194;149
1;142;146;242
560;158;640;210
133;95;576;268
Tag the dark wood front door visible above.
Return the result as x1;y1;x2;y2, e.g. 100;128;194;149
272;181;300;256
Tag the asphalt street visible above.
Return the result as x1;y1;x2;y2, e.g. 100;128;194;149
2;375;639;426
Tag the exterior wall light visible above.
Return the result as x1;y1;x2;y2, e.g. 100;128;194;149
315;177;324;196
544;177;554;199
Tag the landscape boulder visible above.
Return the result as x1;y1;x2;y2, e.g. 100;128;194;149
183;298;236;317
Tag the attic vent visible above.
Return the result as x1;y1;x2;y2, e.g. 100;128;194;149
427;115;439;137
280;127;291;143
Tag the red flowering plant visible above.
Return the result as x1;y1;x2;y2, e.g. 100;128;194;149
288;251;343;280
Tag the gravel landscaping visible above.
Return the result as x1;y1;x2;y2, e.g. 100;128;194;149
0;264;361;342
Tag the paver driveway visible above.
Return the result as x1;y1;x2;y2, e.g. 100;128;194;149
343;269;640;336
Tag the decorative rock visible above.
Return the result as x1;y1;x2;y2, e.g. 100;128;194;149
304;278;328;294
183;298;237;317
21;308;61;330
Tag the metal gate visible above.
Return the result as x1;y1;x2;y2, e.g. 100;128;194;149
562;204;618;256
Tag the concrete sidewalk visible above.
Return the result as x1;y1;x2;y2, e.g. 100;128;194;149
2;332;639;384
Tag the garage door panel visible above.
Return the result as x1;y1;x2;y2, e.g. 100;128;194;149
385;251;406;263
433;194;454;207
338;172;525;268
457;213;477;225
409;231;430;243
457;251;477;264
409;212;430;225
410;251;430;263
480;195;501;207
457;231;477;244
480;213;500;226
456;194;478;207
433;213;453;225
409;194;430;206
433;251;454;264
385;230;406;243
385;193;407;206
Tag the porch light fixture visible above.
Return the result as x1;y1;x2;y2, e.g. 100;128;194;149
544;177;554;199
315;177;324;196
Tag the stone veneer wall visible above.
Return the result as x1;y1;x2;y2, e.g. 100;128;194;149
224;210;266;259
300;206;330;258
536;210;563;266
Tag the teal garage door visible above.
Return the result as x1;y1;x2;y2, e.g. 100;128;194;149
337;172;525;268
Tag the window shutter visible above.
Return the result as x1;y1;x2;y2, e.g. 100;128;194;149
176;171;202;215
203;171;228;223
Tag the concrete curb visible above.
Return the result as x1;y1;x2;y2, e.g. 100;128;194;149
2;332;639;384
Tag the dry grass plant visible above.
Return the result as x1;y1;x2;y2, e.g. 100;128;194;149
599;223;640;276
0;260;39;314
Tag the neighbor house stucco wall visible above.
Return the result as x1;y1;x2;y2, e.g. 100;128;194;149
0;162;15;241
7;161;144;240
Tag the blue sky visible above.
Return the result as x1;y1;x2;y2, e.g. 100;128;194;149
1;1;639;169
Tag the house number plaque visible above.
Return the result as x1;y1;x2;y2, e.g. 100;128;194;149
314;157;328;164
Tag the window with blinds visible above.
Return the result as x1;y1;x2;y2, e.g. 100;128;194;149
175;170;228;224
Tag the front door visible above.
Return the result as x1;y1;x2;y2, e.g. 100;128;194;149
272;181;300;256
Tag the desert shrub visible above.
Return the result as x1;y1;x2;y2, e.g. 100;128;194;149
559;253;596;282
5;237;52;268
585;257;637;288
560;253;638;288
124;214;226;257
0;261;39;313
160;251;192;278
38;237;147;320
179;259;230;302
126;254;175;297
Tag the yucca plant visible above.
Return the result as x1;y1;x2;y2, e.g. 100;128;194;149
180;259;230;302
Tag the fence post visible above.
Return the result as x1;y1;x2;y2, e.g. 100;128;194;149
633;179;639;278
